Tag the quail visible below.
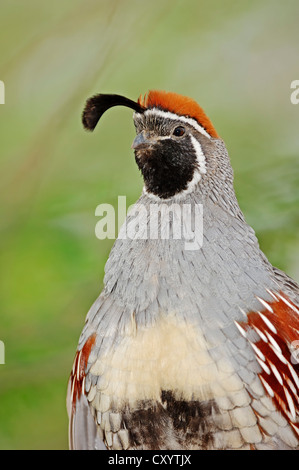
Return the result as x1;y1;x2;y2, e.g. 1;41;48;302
67;90;299;450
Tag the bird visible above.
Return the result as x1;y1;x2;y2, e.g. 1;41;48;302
67;90;299;450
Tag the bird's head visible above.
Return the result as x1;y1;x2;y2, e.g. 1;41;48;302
82;90;229;200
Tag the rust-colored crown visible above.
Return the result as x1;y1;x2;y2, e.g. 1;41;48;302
138;90;219;138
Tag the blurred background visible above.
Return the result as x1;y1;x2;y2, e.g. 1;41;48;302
0;0;298;450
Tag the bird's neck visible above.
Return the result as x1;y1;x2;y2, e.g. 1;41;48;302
103;189;276;330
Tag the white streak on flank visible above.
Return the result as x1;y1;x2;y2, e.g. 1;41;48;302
268;361;283;385
258;312;277;334
266;289;279;302
71;377;75;403
253;325;268;343
266;332;282;355
287;362;299;389
284;387;297;421
277;293;299;315
256;356;271;375
256;296;274;313
286;377;297;397
260;376;275;397
270;344;288;365
76;351;82;381
140;109;212;139
250;341;266;361
238;307;248;318
234;321;247;338
291;423;299;436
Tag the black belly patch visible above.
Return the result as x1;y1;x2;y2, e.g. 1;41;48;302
121;390;219;450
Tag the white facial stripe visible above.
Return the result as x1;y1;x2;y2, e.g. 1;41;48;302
170;135;206;198
137;109;212;139
190;135;207;175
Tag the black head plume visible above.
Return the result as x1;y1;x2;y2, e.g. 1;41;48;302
82;93;146;131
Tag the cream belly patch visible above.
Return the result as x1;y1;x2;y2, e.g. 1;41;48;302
88;314;246;411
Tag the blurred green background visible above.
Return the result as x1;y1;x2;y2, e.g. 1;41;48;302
0;0;298;450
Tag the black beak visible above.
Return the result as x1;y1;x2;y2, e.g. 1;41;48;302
82;93;146;131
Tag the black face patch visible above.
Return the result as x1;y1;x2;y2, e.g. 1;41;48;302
134;135;198;199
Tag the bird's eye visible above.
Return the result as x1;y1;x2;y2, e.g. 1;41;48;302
173;126;185;137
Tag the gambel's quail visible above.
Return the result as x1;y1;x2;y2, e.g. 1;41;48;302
67;90;299;450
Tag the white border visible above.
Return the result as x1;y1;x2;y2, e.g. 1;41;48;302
135;108;212;139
